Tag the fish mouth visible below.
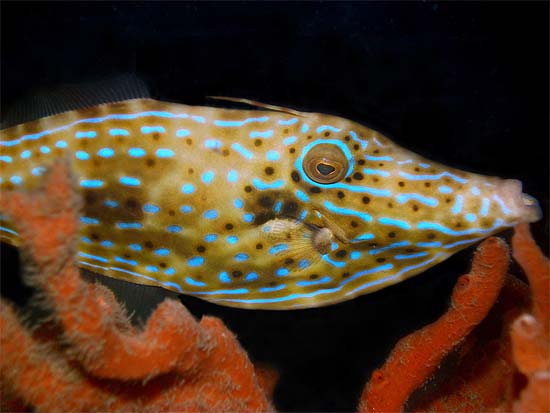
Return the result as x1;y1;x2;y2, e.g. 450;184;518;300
496;179;542;223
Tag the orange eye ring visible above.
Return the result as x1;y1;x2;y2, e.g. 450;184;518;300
303;144;348;184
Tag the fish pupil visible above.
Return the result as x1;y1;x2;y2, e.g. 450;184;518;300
316;163;335;176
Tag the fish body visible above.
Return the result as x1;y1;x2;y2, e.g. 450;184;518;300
0;98;541;309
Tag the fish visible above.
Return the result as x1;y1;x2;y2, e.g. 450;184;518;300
0;80;542;309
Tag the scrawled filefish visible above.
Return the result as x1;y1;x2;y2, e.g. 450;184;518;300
0;83;541;309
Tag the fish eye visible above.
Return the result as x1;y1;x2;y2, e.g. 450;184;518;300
303;144;348;184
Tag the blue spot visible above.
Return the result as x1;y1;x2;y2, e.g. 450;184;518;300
97;148;114;157
165;268;176;276
283;136;297;145
438;185;453;194
141;126;166;134
192;115;206;123
78;252;108;263
471;186;481;196
167;225;182;233
269;244;288;254
219;271;232;283
80;216;99;225
146;265;159;273
181;183;195;194
231;143;253;159
481;198;490;216
21;150;31;159
296;276;332;287
128;147;146;157
40;146;50;154
156;148;174;158
0;155;12;163
465;213;477;222
204;233;218;242
235;253;249;261
143;204;160;213
10;176;22;185
276;268;289;276
419;163;431;168
75;150;90;160
116;222;142;229
301;123;309;133
279;118;298;125
76;131;96;138
129;244;142;251
80;179;104;188
119;176;140;187
331;242;339;251
176;129;190;137
363;168;390;177
80;236;92;244
394;251;429;260
396;193;439;207
32;166;46;175
233;199;244;209
250;130;273;139
452;195;464;214
204;139;222;149
202;170;215;184
274;200;283;213
259;284;286;293
186;277;206;287
104;200;118;208
187;256;204;267
252;178;284;190
180;205;193;213
227;235;239;244
227;170;238;183
243;213;254;223
245;272;259;281
295;190;309;203
369;241;410;255
350;251;361;260
316;125;341;134
204;210;218;219
115;256;138;266
299;210;308;220
55;141;68;148
323;201;372;222
154;248;170;256
378;217;411;230
109;128;129;136
266;150;280;161
298;259;311;269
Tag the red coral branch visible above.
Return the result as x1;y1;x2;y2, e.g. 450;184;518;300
0;161;274;411
358;237;509;412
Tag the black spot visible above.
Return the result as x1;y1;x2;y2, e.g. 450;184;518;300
188;168;194;174
153;133;160;140
244;185;253;193
456;222;462;228
446;198;452;203
284;258;294;265
265;166;274;175
362;196;370;204
159;262;167;268
337;191;345;199
309;274;319;279
310;186;321;193
289;147;296;153
197;245;206;253
259;196;274;208
412;205;419;211
373;149;380;154
342;272;350;278
345;177;352;183
186;138;192;145
335;250;347;258
351;221;358;228
388;231;396;238
146;158;156;167
232;270;243;278
254;212;275;225
268;281;278;287
344;136;351;141
225;223;234;230
415;167;420;172
376;257;386;263
256;243;263;250
358;159;365;165
126;198;138;209
254;139;262;147
427;233;436;239
222;149;230;156
387;202;393;208
353;144;360;150
379;163;384;167
123;253;131;259
373;177;379;182
283;128;289;134
145;241;154;249
291;171;300;182
84;192;96;204
168;209;175;216
424;182;431;187
91;233;99;241
405;248;415;253
398;181;405;187
324;131;330;137
283;201;298;216
307;135;312;140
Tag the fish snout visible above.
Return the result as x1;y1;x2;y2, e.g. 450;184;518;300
496;179;542;223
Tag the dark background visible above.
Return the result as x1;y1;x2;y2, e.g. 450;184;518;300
1;2;548;411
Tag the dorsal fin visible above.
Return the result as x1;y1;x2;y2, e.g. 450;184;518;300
207;96;307;117
1;74;150;129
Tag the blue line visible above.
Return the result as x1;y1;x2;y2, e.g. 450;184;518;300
0;156;12;163
111;266;164;285
193;288;250;296
115;256;138;266
116;222;142;229
250;130;273;138
109;128;129;136
161;281;184;292
363;168;390;177
78;252;108;263
417;218;504;236
205;139;222;149
394;251;429;260
75;131;96;138
438;185;453;194
323;201;372;222
350;233;375;242
283;136;297;145
0;226;18;236
269;244;288;254
322;255;347;268
80;216;100;225
452;195;463;214
214;116;269;127
378;217;411;230
416;241;442;248
296;276;332;287
349;131;368;150
396;193;439;207
295;190;309;202
369;241;410;255
252;178;284;190
141;126;166;134
399;171;468;184
493;194;511;215
481;198;490;216
443;235;485;249
365;155;393;161
259;284;286;293
231;143;253;159
191;115;206;123
186;277;206;287
316;125;341;134
278;118;298;125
